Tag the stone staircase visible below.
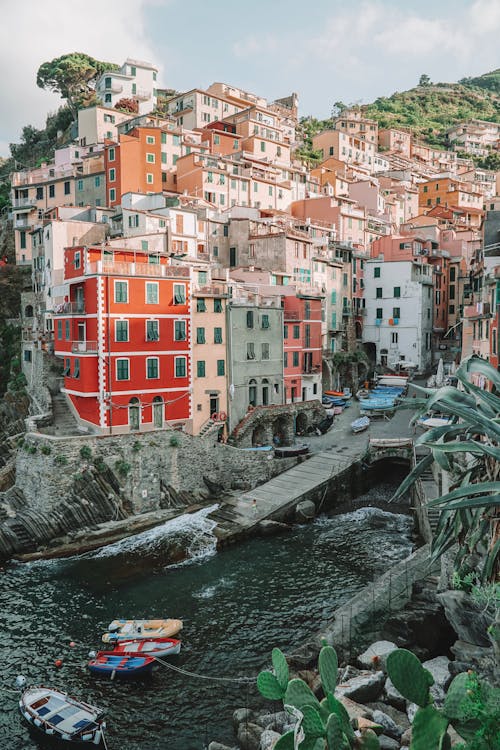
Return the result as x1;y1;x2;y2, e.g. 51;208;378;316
49;394;80;436
415;445;441;533
198;418;216;438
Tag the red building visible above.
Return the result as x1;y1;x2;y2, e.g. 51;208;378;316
283;294;323;402
54;245;191;434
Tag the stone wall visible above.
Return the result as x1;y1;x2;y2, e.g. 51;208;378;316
229;400;326;448
15;427;298;514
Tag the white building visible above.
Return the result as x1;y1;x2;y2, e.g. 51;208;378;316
96;58;158;115
77;106;133;147
362;259;433;372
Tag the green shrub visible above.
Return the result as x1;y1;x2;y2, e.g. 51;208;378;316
114;459;131;477
132;440;142;452
54;454;68;465
40;444;52;455
79;445;92;460
169;434;180;447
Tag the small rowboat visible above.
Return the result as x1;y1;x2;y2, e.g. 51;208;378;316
20;686;105;745
351;416;370;433
324;389;351;398
88;653;155;678
110;637;181;658
102;618;183;643
274;444;309;458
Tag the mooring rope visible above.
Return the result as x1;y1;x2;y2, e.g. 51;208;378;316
153;655;255;684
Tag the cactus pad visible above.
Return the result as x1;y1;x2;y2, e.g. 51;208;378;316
319;645;338;695
272;647;290;692
257;670;286;700
411;705;449;750
386;648;433;707
325;713;343;749
357;728;381;749
273;731;295;750
301;705;326;739
285;678;321;712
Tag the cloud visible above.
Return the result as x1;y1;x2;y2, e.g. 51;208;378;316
0;0;161;157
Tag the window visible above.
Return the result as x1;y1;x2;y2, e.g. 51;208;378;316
109;188;116;202
146;153;155;163
73;359;80;378
146;135;155;145
246;310;254;328
115;320;129;341
173;320;186;341
49;184;55;198
247;342;255;360
57;320;62;339
376;307;383;319
114;281;128;303
174;284;185;304
64;181;70;195
141;241;149;251
116;359;129;380
146;173;154;184
261;314;270;329
65;320;70;340
36;187;44;200
175;357;186;377
77;179;83;191
146;282;159;304
197;361;206;377
374;267;381;278
214;327;223;344
260;141;266;152
197;298;206;312
74;251;81;269
262;343;270;360
375;287;382;298
391;332;398;344
393;307;400;319
217;359;225;376
196;327;205;344
214;298;223;313
284;352;288;367
109;168;116;182
343;273;348;287
283;324;288;339
293;325;300;339
63;358;70;376
128;214;139;228
293;351;299;367
108;147;115;161
145;357;159;379
394;286;401;298
330;290;337;305
147;320;159;341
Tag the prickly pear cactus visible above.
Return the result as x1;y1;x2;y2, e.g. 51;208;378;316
443;672;469;720
357;728;381;749
257;669;286;700
272;647;290;692
411;704;449;750
285;678;321;712
325;713;344;749
319;645;338;695
273;731;295;750
386;648;433;707
301;705;325;740
325;693;355;741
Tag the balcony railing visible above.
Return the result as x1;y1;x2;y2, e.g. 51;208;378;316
71;340;98;354
53;302;86;315
12;198;35;209
105;83;123;93
86;261;190;279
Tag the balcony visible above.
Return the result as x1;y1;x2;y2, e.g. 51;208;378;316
284;311;300;321
342;305;353;317
86;261;190;279
135;88;151;101
71;340;97;354
13;198;35;210
15;219;31;229
53;302;86;315
105;83;123;94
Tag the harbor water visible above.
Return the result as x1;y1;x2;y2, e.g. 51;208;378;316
0;480;414;750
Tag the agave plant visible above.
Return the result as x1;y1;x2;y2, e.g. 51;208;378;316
394;355;500;583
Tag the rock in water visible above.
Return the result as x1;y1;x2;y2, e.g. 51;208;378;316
295;499;316;521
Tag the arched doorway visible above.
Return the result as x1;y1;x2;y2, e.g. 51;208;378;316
296;411;308;435
153;396;163;428
24;304;34;318
129;397;141;431
262;378;269;406
252;424;267;446
248;379;257;407
272;416;289;446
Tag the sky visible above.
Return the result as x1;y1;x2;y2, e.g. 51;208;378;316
1;0;500;159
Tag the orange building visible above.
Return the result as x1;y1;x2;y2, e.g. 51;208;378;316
419;177;484;228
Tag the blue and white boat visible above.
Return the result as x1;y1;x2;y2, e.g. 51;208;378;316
20;686;105;745
351;416;370;433
88;652;155;678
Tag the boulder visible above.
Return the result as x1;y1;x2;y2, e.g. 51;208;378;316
256;712;292;733
437;590;491;647
372;709;403;740
378;736;400;750
365;702;409;733
358;641;397;671
233;708;256;729
295;499;316;521
259;729;282;750
336;696;373;721
335;670;386;703
357;717;383;734
401;728;412;746
208;744;236;750
422;655;451;691
237;722;265;750
258;520;290;536
407;702;418;723
384;677;407;710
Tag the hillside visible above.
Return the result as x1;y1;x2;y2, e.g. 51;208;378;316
296;70;500;162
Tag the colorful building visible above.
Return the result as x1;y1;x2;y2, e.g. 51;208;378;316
283;294;323;402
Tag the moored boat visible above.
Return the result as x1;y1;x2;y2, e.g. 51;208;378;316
102;618;183;643
110;637;181;658
274;444;309;458
351;416;370;433
88;653;155;678
417;416;453;430
19;686;105;745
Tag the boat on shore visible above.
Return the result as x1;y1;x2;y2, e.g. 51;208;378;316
19;686;105;745
351;416;370;433
88;653;155;678
417;416;453;430
274;444;309;458
102;618;183;643
109;637;181;658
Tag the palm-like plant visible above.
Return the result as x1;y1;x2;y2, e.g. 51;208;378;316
394;355;500;583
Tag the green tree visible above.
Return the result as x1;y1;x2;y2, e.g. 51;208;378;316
36;53;119;118
419;73;432;86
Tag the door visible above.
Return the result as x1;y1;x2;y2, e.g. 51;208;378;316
229;247;237;267
75;286;84;313
302;387;307;402
153;397;163;428
129;398;141;431
210;396;219;418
